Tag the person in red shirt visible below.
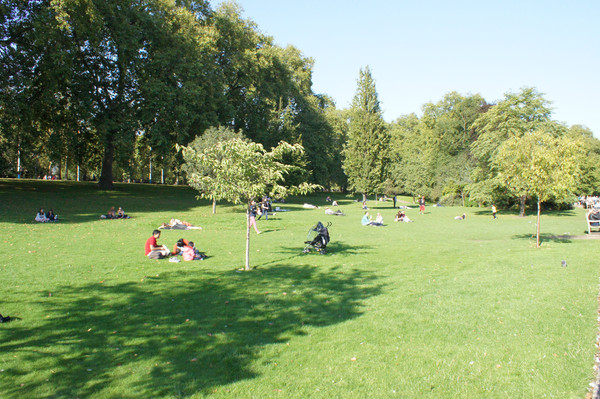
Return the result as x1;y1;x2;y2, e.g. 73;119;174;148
145;230;170;259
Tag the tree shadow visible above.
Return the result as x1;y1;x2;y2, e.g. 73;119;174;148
0;266;383;398
511;233;573;244
471;208;578;218
0;179;213;224
277;242;374;257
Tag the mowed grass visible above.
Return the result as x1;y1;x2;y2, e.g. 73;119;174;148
0;179;598;398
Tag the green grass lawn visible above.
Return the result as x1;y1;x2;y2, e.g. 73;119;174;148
0;179;598;398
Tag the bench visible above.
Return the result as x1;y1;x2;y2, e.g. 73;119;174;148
587;217;600;234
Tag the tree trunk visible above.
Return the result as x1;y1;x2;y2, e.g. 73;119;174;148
17;145;21;178
99;137;115;190
212;198;217;214
536;198;541;248
519;195;527;217
245;212;251;271
362;193;367;202
149;153;152;184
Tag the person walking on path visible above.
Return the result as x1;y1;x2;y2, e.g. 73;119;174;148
492;204;497;219
419;196;426;215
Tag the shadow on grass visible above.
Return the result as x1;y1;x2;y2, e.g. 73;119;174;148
0;179;214;224
0;265;383;398
511;233;573;244
277;242;374;257
471;208;579;218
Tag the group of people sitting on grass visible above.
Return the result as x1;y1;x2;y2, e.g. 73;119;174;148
362;211;384;226
145;230;205;260
101;206;130;219
35;208;58;222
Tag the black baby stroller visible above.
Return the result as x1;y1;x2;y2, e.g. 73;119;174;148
303;221;331;254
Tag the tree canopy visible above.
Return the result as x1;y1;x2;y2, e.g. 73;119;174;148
180;137;319;270
494;129;583;247
1;1;598;215
342;66;389;200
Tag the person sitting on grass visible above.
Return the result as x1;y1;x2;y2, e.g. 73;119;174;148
454;213;466;220
372;212;384;226
116;207;130;219
35;208;49;222
182;241;206;261
145;230;170;259
361;211;374;226
394;210;413;222
45;209;58;222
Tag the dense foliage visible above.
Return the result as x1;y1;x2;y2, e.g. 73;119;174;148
1;1;598;211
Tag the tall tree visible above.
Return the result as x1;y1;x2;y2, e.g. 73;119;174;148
494;128;583;247
390;93;486;203
342;66;389;201
568;125;600;195
470;87;554;214
1;0;217;187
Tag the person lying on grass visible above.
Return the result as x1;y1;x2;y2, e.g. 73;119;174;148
325;207;344;216
145;230;170;259
158;218;201;230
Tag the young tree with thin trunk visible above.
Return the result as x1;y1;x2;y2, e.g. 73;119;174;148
180;138;320;270
494;129;583;248
180;126;247;214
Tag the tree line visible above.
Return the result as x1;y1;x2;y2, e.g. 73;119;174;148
2;0;599;210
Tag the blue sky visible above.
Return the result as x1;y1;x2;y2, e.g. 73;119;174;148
213;0;600;136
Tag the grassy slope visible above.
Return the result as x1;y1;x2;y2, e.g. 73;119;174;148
0;179;597;398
